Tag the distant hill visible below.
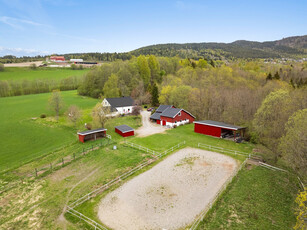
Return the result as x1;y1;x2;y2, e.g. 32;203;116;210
130;35;307;59
1;35;307;63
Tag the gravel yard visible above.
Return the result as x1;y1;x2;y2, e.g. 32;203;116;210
135;111;166;137
98;147;239;230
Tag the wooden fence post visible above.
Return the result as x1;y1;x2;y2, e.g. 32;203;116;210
73;153;75;160
50;163;52;171
62;158;64;166
92;145;93;151
35;168;38;177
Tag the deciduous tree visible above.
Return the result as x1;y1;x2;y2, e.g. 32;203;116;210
103;74;120;98
48;90;64;120
67;105;82;127
92;102;110;128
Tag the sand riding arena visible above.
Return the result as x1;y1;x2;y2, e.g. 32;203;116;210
98;147;239;230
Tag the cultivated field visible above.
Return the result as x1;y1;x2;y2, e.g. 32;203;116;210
98;147;239;229
3;61;43;67
0;67;89;81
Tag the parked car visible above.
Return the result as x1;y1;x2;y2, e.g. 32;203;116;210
147;107;154;111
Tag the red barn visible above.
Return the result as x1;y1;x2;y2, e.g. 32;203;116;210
115;125;134;137
150;105;195;128
50;56;65;62
194;120;246;140
77;128;107;143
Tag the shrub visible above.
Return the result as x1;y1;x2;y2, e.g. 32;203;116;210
29;63;37;70
131;106;142;116
0;63;4;72
85;123;92;130
40;114;46;118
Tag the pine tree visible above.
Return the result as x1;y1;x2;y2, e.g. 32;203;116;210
151;84;159;106
266;72;273;81
274;71;280;80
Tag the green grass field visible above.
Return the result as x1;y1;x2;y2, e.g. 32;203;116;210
198;166;298;229
0;67;89;81
0;90;98;172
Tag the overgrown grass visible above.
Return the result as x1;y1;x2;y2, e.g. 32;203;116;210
0;67;89;81
197;165;298;229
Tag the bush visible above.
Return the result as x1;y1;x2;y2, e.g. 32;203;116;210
0;63;4;71
40;114;46;118
131;106;142;116
29;63;37;70
85;123;92;130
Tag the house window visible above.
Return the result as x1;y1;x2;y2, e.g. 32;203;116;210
178;112;181;116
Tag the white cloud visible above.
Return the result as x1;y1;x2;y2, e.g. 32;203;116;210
0;46;50;57
0;16;51;30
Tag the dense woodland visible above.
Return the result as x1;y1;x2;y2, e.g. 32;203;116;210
78;55;307;181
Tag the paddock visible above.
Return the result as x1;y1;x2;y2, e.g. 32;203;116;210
98;147;239;230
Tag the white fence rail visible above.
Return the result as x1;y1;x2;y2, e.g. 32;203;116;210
106;134;112;139
124;141;158;155
157;141;186;158
198;143;252;157
69;142;186;209
67;207;107;230
189;159;248;230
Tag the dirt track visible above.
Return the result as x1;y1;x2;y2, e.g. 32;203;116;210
135;111;166;137
4;61;43;67
98;147;239;230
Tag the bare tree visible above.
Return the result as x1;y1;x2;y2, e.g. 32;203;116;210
67;105;82;127
48;90;64;120
92;102;110;128
131;106;142;116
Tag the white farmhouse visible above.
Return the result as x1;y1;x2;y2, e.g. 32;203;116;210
102;96;134;116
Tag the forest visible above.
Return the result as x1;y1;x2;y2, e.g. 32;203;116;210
77;55;307;182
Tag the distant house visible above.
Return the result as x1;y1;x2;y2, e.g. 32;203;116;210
150;105;195;128
50;56;65;62
102;96;134;116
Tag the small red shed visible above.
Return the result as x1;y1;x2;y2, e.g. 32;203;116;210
115;125;134;137
77;128;107;143
194;120;246;140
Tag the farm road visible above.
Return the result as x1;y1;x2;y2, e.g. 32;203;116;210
135;111;166;137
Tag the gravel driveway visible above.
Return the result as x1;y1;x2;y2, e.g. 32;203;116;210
135;111;166;137
98;147;239;230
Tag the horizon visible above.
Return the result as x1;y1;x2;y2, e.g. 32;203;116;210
1;0;307;57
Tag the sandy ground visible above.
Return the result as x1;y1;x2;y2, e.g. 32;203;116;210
4;61;43;67
135;111;166;137
98;147;239;230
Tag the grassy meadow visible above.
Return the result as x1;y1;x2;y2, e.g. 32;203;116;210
0;90;98;172
0;67;89;81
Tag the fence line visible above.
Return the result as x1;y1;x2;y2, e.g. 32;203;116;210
67;208;107;230
34;136;114;177
197;143;254;158
189;158;248;230
157;141;186;158
69;141;186;209
124;141;158;155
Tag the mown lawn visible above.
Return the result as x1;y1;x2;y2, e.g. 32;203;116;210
0;67;89;81
197;166;298;230
131;124;254;154
0;90;98;172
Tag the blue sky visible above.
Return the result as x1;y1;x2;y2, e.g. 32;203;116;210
0;0;306;56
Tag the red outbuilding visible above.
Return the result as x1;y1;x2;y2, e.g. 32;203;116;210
77;128;107;143
115;125;134;137
194;120;246;141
